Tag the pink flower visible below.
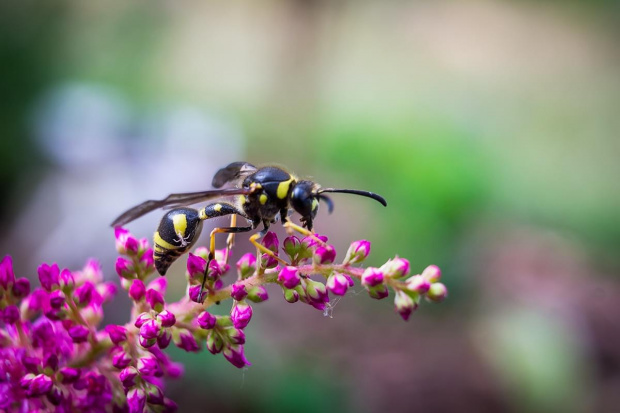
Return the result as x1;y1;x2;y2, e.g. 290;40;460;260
278;266;301;289
0;255;15;290
343;240;371;264
231;301;253;329
223;345;251;369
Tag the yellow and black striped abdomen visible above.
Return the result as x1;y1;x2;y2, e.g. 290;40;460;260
153;208;203;275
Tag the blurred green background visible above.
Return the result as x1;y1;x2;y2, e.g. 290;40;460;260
2;0;619;412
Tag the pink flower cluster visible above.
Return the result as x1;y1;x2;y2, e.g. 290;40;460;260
0;226;447;411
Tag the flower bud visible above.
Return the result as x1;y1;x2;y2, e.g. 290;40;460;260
27;374;53;396
262;232;279;252
278;266;301;289
247;286;269;303
157;330;172;349
283;288;299;303
227;327;246;345
157;310;176;327
381;258;410;279
422;265;441;283
305;280;329;305
129;279;146;301
231;283;248;301
343;240;371;264
426;283;448;303
115;257;134;279
197;311;217;330
206;330;223;354
137;356;159;376
394;290;417;321
282;236;301;260
74;282;95;307
146;289;165;312
367;284;389;300
2;305;20;324
0;255;15;290
146;384;165;405
127;388;147;413
38;263;60;292
112;351;132;369
115;227;139;255
134;312;152;328
68;325;89;343
236;253;256;279
59;367;81;384
187;253;207;283
49;290;66;309
47;385;63;405
147;277;167;295
231;301;253;329
175;330;200;352
301;234;328;249
405;275;430;294
223;345;251;369
140;319;161;340
313;245;336;265
188;285;205;303
140;249;155;270
361;268;384;287
97;282;117;303
59;269;75;292
326;272;350;296
139;335;157;348
207;260;223;279
106;325;128;344
119;366;138;388
12;277;30;299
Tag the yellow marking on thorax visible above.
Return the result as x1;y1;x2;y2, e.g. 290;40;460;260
277;178;295;199
214;203;222;212
259;194;268;205
172;214;188;236
154;232;178;250
312;198;319;211
199;209;207;220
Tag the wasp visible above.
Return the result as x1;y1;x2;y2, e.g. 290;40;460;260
111;162;387;297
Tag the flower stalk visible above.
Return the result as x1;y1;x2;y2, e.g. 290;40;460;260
0;224;446;411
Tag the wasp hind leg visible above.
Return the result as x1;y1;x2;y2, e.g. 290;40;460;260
197;202;256;303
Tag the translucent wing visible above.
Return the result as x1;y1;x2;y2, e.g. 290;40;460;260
212;162;257;188
111;188;252;227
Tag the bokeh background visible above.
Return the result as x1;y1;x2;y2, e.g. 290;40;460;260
2;0;619;411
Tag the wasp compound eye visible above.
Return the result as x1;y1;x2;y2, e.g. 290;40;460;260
290;181;318;219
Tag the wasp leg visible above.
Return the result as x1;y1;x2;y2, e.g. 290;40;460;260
283;221;327;246
197;202;256;303
248;230;289;267
200;225;255;302
225;214;237;264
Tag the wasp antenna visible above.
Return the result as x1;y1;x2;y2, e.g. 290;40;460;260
318;195;334;214
318;188;387;207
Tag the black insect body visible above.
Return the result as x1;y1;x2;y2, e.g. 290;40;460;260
111;162;387;293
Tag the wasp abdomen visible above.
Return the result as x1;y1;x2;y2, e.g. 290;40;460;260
153;208;203;275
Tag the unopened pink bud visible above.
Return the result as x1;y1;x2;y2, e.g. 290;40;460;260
422;265;441;283
343;240;371;264
278;266;301;289
361;267;384;287
405;275;430;293
426;283;448;303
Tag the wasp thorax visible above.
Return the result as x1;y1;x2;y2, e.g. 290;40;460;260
290;181;319;220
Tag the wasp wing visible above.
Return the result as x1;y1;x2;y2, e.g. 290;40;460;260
111;188;252;227
212;162;257;188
